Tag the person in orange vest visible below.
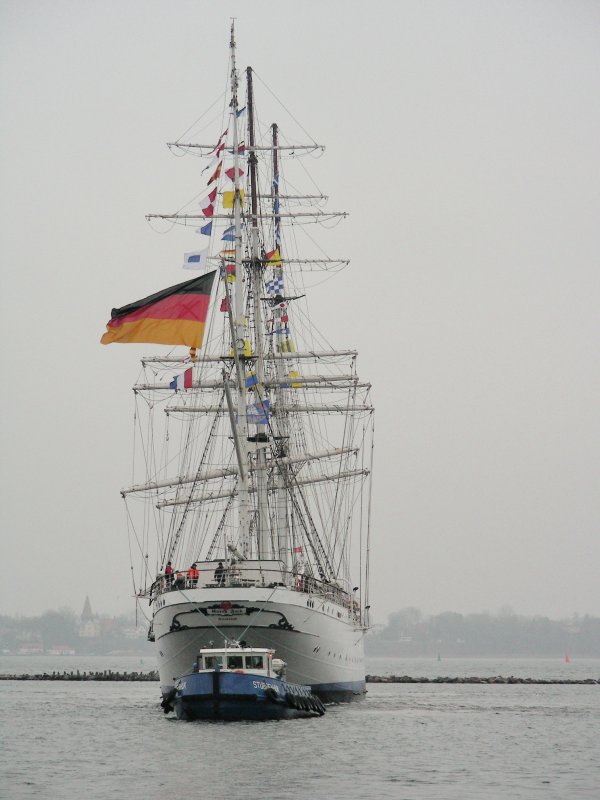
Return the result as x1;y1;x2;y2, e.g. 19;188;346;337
187;563;199;587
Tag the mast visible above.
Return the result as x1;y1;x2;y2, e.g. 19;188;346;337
229;22;252;558
124;25;376;649
246;65;270;558
272;123;281;251
271;122;291;568
148;32;369;586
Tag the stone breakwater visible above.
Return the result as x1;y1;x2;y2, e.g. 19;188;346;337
366;675;599;685
0;670;160;681
0;672;598;684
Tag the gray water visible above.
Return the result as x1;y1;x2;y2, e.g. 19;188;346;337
1;657;599;799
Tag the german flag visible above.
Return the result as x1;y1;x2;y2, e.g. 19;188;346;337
101;271;215;348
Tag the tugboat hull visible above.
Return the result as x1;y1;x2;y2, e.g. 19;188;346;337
174;670;325;721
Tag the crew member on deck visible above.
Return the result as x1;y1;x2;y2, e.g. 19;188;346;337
165;561;173;588
187;563;199;587
214;561;225;586
174;571;185;590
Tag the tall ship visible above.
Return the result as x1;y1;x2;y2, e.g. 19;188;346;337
102;25;374;702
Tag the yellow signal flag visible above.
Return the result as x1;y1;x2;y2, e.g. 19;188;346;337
265;248;282;266
230;339;253;358
223;190;245;209
288;370;302;388
278;339;295;354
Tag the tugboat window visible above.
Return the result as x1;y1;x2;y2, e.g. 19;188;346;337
204;655;223;669
245;655;264;669
227;655;244;669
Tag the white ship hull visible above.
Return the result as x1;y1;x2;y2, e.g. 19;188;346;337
152;586;366;701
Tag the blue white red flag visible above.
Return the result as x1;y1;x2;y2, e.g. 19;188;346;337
170;367;193;391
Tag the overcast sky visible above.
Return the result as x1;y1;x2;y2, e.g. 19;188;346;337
1;0;599;623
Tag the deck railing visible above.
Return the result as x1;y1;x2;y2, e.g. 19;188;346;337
147;561;360;618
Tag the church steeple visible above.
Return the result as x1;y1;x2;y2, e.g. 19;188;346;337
79;595;100;639
81;595;93;622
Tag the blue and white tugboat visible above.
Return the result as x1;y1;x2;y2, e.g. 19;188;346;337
169;641;325;721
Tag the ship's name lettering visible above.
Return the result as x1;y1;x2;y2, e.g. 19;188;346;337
207;608;245;616
252;681;279;693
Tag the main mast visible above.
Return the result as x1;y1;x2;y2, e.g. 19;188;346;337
138;28;370;582
229;23;251;558
271;122;291;568
246;65;270;558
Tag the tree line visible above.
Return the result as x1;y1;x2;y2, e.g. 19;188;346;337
366;607;600;657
